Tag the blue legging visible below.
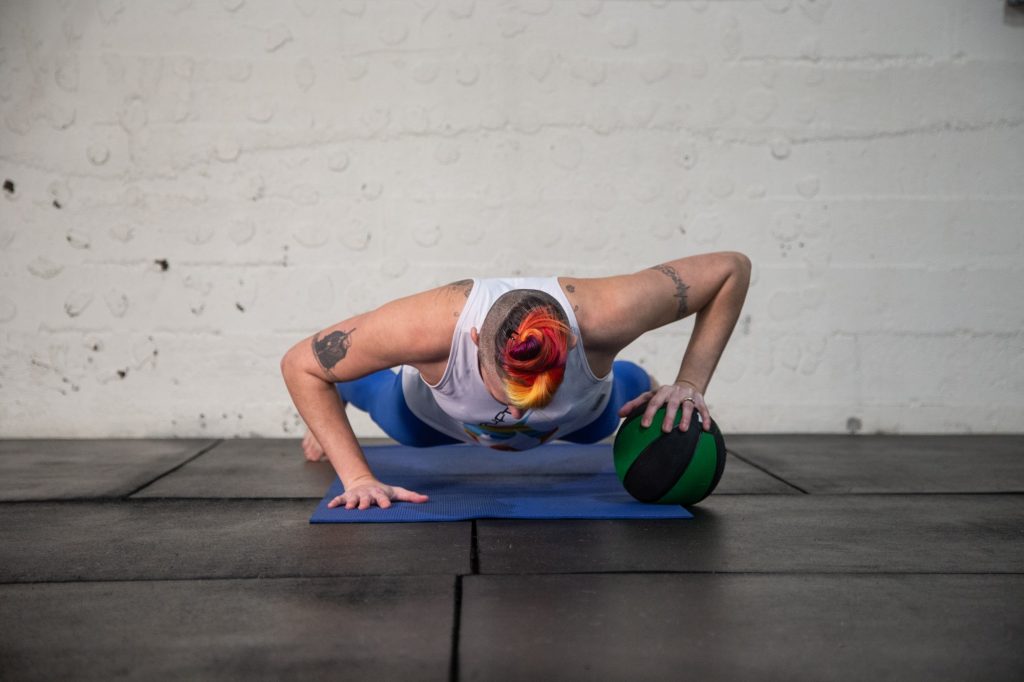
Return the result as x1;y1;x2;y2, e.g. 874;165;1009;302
335;360;651;447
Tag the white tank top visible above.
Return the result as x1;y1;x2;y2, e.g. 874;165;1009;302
401;277;613;450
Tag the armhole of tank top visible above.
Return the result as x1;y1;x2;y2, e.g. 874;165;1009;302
552;278;608;383
422;277;479;391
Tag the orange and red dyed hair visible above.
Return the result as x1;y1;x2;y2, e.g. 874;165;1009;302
498;307;570;409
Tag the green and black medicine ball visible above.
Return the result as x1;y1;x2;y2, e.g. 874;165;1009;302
613;402;727;506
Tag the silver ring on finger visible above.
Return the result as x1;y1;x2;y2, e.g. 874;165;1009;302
682;397;695;404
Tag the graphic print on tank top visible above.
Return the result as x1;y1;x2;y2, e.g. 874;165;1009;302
461;406;560;451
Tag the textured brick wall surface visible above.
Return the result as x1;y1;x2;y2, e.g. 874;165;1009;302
1;0;1022;437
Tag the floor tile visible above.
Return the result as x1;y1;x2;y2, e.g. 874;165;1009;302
476;495;1024;574
727;434;1024;493
459;573;1024;682
0;576;453;681
0;500;470;582
716;454;796;494
132;439;336;498
0;439;216;501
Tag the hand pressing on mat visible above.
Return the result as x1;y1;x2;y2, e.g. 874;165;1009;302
328;476;429;510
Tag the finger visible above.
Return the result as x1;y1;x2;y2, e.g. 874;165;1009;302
327;494;344;509
392;487;430;503
663;395;689;432
357;494;372;510
371;490;391;509
617;391;653;418
700;403;712;431
641;392;667;428
679;400;696;432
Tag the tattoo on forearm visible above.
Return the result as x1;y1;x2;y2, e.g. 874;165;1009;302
650;264;690;320
312;328;355;380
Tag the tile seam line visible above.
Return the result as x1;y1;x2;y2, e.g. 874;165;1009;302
470;520;480;575
726;448;809;494
0;572;470;587
121;439;225;498
464;570;1024;578
0;497;328;504
4;570;1022;588
2;491;1024;504
710;491;1024;497
449;575;462;682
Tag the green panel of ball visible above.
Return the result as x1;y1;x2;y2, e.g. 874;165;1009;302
613;405;727;506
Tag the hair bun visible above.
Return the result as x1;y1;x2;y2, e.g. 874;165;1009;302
500;308;570;408
508;334;542;362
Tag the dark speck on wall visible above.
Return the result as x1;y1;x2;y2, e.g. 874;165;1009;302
155;259;169;271
117;369;128;379
53;200;62;209
236;302;245;312
3;179;13;194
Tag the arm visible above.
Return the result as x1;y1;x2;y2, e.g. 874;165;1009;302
570;251;752;432
280;284;462;508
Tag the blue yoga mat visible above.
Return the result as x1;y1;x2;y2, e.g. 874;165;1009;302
310;443;693;523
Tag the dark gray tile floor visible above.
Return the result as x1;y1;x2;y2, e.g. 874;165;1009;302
1;435;1022;681
0;439;217;501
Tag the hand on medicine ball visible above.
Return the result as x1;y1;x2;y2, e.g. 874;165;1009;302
617;381;712;433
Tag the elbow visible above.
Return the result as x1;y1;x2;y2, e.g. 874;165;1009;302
281;341;332;389
728;251;752;282
280;345;302;385
280;351;293;387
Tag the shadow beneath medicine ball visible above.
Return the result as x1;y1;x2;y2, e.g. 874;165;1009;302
685;505;722;524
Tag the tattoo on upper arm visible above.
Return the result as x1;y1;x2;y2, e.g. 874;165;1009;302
312;328;355;380
448;279;473;298
563;283;579;314
650;264;690;320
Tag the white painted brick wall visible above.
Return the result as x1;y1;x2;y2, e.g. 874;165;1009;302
1;0;1022;437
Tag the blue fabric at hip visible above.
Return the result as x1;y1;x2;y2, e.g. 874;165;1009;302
335;369;459;447
335;360;651;448
558;360;651;443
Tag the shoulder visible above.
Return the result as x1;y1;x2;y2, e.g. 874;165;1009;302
556;268;678;354
348;280;468;367
386;280;476;381
402;279;473;347
556;275;627;369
